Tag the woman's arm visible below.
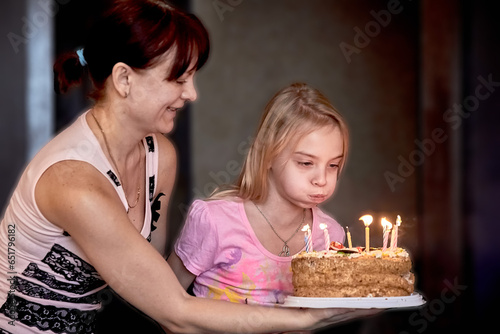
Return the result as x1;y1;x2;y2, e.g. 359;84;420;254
35;160;374;333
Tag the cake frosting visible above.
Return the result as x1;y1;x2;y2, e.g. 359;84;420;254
291;245;415;298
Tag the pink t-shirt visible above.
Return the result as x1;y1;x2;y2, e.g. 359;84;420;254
174;199;345;305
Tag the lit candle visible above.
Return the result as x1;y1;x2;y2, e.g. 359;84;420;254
319;223;330;250
346;226;353;248
381;217;392;252
390;223;396;251
359;215;373;253
302;224;313;252
391;215;402;250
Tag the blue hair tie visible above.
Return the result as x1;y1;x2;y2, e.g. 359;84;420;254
76;48;87;66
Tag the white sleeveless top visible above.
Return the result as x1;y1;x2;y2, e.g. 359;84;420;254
0;112;163;334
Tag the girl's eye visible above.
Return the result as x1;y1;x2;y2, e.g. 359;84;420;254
176;80;187;85
298;161;313;167
329;163;339;169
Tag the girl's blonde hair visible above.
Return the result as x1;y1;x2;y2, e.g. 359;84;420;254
210;82;349;202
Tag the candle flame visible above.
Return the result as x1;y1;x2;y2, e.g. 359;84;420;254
381;217;392;230
359;214;373;226
396;215;402;226
302;224;310;232
319;223;327;230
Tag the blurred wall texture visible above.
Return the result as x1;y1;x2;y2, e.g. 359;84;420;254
1;0;499;333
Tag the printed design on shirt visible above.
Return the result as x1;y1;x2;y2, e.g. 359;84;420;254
145;134;159;242
12;276;101;304
257;261;290;304
146;135;155;152
197;251;293;305
149;175;155;202
216;248;242;270
147;192;165;242
206;273;256;303
22;244;105;294
146;135;155;201
106;170;121;186
272;289;286;304
0;327;13;334
0;294;96;333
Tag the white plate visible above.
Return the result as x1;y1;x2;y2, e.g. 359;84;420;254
282;293;426;309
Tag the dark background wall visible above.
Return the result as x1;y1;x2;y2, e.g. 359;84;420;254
1;0;499;333
0;1;28;208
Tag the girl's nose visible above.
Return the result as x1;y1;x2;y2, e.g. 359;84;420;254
312;168;327;186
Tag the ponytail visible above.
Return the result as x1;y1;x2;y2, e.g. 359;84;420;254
53;50;87;94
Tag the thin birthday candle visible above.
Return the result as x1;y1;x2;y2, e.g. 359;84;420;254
302;224;312;252
391;215;402;250
346;226;353;248
359;215;373;253
381;217;392;252
307;226;312;252
390;223;396;251
319;223;330;250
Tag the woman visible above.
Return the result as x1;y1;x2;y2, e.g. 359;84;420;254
0;1;374;333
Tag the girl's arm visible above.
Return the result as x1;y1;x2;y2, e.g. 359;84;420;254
148;134;196;291
35;160;374;333
167;251;196;291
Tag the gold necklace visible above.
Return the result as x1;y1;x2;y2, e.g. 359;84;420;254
91;112;141;210
253;202;306;257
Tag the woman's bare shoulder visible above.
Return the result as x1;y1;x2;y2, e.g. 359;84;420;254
154;134;177;171
35;160;122;228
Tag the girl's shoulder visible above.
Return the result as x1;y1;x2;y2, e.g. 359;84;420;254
188;197;244;223
192;197;243;211
205;195;243;203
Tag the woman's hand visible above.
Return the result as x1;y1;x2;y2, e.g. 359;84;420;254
304;307;382;330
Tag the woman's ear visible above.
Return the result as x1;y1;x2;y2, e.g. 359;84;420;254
111;62;132;98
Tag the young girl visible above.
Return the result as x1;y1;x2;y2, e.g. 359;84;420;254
168;82;349;305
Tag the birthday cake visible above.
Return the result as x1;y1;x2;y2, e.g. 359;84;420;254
291;243;415;298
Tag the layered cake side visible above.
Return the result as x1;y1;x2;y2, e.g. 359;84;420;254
291;248;415;298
